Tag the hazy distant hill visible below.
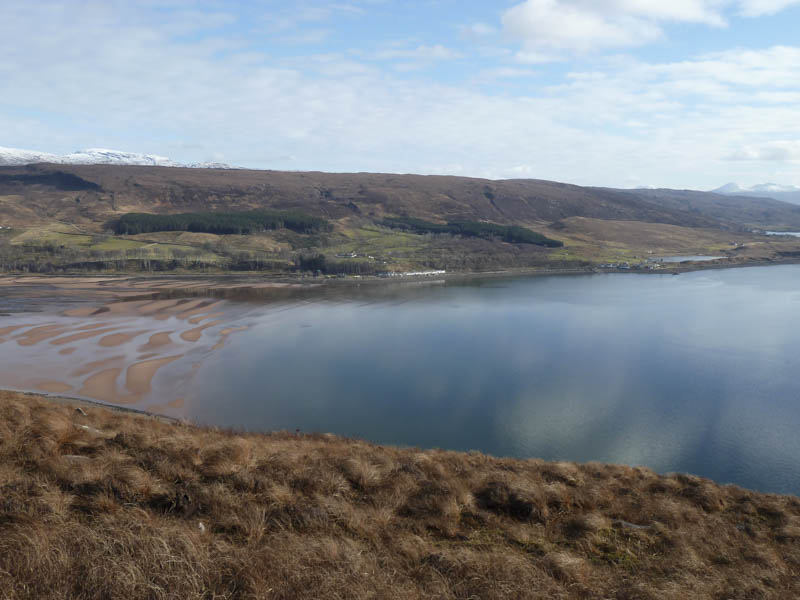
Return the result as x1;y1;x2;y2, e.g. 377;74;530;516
606;187;800;230
713;183;800;207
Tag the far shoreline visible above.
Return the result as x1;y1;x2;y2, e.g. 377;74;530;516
2;255;800;297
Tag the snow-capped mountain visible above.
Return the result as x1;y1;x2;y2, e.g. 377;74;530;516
713;182;800;206
0;147;60;166
714;182;800;195
0;146;237;169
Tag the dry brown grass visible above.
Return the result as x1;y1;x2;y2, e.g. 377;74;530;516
1;390;798;599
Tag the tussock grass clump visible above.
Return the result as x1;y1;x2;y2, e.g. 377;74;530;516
0;390;799;599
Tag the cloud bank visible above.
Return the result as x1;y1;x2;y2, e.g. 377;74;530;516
0;1;799;188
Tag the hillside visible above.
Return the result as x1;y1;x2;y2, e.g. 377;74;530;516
2;163;790;229
605;187;800;231
3;163;800;274
712;183;800;208
1;390;798;599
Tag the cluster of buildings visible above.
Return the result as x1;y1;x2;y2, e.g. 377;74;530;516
336;250;376;260
378;270;446;278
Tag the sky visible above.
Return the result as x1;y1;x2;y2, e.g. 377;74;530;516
2;0;800;189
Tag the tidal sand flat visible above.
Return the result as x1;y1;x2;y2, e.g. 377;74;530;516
0;291;255;414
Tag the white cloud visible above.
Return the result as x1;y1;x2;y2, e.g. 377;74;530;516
374;44;462;61
1;2;799;188
502;0;727;56
503;1;662;54
738;0;800;16
727;141;800;161
502;0;800;56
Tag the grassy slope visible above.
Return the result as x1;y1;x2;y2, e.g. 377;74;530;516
4;164;800;273
1;390;798;599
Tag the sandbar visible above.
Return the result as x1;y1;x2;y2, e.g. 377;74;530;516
136;299;187;315
125;355;183;396
72;356;125;378
177;301;222;319
73;322;111;331
212;325;250;350
138;332;173;351
99;331;142;347
15;324;69;346
50;327;120;346
78;368;123;403
180;320;224;342
188;311;225;324
0;325;31;337
63;306;103;317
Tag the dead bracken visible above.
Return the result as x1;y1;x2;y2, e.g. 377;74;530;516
0;389;798;599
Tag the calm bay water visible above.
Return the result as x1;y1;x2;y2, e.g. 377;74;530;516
186;265;800;496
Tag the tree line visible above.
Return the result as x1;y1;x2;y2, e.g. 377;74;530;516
380;216;563;247
113;210;332;236
295;254;379;275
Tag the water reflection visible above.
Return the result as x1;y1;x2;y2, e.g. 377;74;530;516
187;265;800;495
3;266;800;495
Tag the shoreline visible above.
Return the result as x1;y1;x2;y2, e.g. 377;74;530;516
3;255;800;294
0;386;181;424
4;386;799;502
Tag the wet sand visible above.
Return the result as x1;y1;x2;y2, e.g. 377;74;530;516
180;320;224;342
0;285;254;414
50;327;120;346
78;368;124;403
139;332;173;351
99;332;141;347
14;324;69;346
35;381;73;394
177;301;223;319
74;323;112;331
213;326;250;350
0;275;310;297
72;357;125;378
0;325;30;337
188;311;225;324
125;355;182;397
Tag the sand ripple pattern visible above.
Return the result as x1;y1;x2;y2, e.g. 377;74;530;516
0;296;251;414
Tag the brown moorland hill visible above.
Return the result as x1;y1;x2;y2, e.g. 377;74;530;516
1;390;798;599
4;163;800;231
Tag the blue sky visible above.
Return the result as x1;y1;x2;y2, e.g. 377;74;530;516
2;0;800;188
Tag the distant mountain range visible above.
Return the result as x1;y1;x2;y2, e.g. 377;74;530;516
713;183;800;206
0;146;236;169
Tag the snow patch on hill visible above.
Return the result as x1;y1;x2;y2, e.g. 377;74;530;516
0;146;237;169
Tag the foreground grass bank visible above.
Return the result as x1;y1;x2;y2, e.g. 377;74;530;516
1;391;798;599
